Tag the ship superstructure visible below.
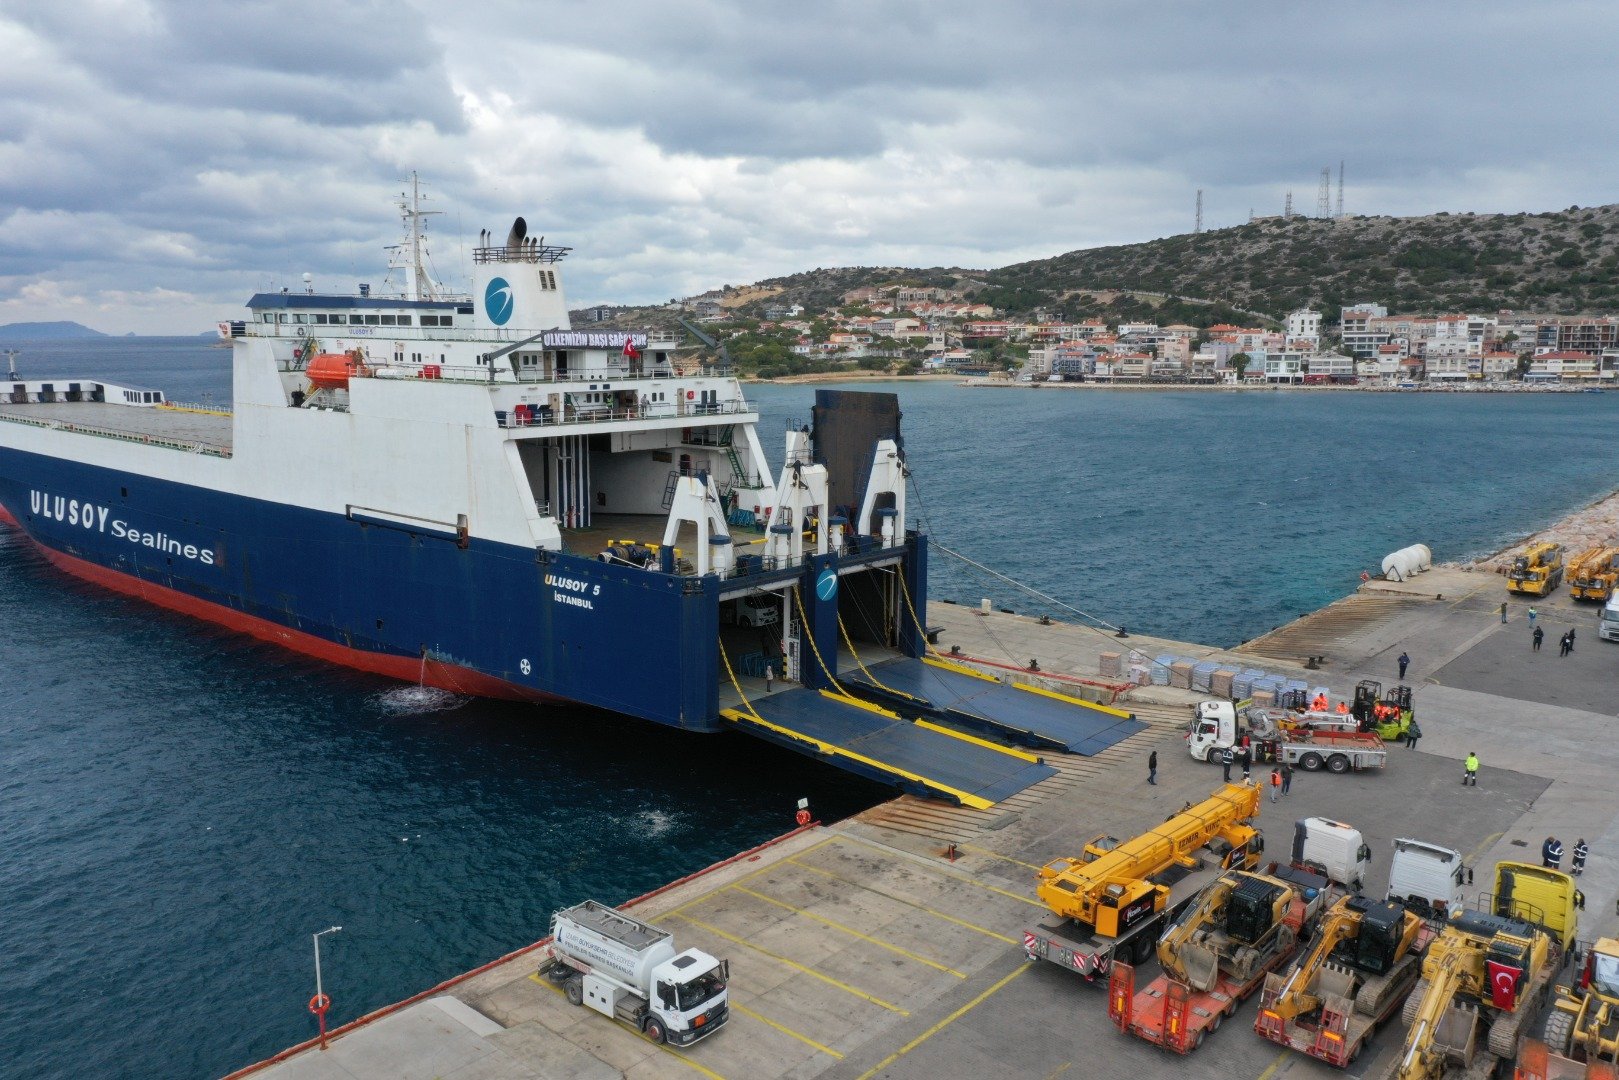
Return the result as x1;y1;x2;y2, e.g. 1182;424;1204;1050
0;179;1124;805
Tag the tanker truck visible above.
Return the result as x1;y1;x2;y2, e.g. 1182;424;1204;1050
543;900;730;1046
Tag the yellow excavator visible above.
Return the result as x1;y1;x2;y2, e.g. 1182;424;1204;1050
1522;937;1619;1079
1256;894;1426;1066
1568;547;1619;602
1026;783;1263;979
1508;542;1565;597
1391;862;1579;1079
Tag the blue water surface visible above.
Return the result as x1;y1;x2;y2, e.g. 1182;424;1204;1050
3;341;1617;1079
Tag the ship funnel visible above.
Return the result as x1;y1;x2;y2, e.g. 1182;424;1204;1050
505;216;528;254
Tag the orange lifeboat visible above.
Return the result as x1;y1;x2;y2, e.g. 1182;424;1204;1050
305;351;368;390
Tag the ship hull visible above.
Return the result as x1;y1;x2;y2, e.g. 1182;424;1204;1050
0;447;723;729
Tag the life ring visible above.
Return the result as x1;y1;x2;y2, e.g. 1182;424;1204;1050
1360;571;1370;582
296;326;307;338
795;808;811;827
308;994;330;1014
686;390;696;400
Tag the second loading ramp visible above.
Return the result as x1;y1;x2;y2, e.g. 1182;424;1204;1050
847;656;1145;755
722;688;1056;809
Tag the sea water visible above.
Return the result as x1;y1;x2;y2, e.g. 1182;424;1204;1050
3;340;1618;1079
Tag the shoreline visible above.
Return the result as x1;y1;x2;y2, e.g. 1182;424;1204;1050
1459;483;1619;572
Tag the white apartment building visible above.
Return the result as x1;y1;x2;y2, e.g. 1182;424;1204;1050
1286;308;1322;344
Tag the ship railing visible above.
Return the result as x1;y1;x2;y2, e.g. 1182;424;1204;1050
0;412;232;458
158;400;234;416
498;398;753;429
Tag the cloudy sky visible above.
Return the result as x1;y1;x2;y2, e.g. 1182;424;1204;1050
2;1;1616;334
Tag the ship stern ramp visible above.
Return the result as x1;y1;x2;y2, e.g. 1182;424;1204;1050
722;688;1055;808
847;656;1145;755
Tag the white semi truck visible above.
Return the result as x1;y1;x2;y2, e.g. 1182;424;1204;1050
1386;837;1470;920
545;900;730;1047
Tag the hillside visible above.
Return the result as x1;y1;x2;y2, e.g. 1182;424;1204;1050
727;204;1619;326
0;320;109;340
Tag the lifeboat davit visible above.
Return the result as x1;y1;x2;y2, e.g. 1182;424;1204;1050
305;351;368;390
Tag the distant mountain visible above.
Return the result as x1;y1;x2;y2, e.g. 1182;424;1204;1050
0;321;110;341
728;203;1619;326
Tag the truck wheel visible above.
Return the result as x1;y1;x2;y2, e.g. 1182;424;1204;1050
1132;934;1155;964
565;976;584;1007
545;962;572;984
1327;754;1349;774
643;1018;667;1044
1300;752;1323;771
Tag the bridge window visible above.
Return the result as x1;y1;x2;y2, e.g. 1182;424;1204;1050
363;314;381;326
397;315;412;326
380;315;397;326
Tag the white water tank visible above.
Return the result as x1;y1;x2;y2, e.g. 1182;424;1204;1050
1381;544;1431;581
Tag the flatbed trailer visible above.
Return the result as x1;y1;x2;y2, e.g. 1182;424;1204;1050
1024;860;1226;980
1253;944;1425;1066
1108;953;1292;1054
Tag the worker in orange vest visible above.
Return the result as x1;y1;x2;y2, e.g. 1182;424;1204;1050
1335;701;1349;714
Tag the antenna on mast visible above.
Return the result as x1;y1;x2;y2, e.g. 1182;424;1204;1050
388;172;443;301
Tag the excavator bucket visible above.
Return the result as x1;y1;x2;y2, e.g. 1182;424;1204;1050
1434;1004;1479;1069
1179;941;1220;993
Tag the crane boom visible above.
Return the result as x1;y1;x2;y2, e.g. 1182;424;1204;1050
1037;783;1261;936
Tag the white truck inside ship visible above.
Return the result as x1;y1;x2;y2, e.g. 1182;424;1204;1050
543;900;730;1047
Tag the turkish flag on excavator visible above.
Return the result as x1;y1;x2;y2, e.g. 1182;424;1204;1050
1486;960;1523;1010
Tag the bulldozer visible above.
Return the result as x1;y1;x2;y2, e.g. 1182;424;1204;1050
1509;542;1565;597
1256;894;1427;1065
1532;937;1619;1075
1392;861;1578;1079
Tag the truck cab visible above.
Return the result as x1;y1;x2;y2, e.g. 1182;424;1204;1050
1291;817;1371;892
1187;700;1239;761
645;953;730;1045
1600;598;1619;642
1387;837;1467;920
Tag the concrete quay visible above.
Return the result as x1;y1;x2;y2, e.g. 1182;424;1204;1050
233;567;1619;1080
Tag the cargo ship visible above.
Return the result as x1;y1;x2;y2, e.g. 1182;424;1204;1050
0;179;1131;805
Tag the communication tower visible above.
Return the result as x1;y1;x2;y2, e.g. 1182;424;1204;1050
1337;161;1345;218
1284;191;1293;219
1317;167;1331;219
1195;189;1204;234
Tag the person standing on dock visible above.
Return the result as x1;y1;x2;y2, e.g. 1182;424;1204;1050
1280;760;1293;796
1220;746;1233;783
1268;767;1281;803
1560;631;1572;657
1573;839;1589;876
1500;601;1508;624
1398;651;1410;679
1543;836;1564;870
1533;626;1544;651
764;662;775;693
1148;750;1158;786
1463;751;1479;786
1568;626;1577;652
1529;606;1538;628
1405;720;1422;750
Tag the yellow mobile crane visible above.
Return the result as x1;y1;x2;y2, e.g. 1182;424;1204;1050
1568;546;1619;602
1508;543;1565;597
1392;862;1579;1079
1025;783;1263;979
1256;894;1427;1066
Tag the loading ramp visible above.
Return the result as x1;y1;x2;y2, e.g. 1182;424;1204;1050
845;656;1146;755
722;688;1056;809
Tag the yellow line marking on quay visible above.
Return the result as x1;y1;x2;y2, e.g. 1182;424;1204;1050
527;974;731;1080
837;833;1045;908
1042;1064;1072;1080
1466;831;1506;866
728;1002;844;1059
728;883;967;978
853;964;1029;1080
786;858;1019;944
671;913;910;1015
657;836;839;921
948;840;1043;872
1254;1048;1292;1080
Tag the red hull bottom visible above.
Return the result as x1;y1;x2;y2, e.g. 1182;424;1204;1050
4;517;550;702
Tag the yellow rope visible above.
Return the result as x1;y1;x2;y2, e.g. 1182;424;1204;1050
896;567;944;659
791;586;851;698
717;636;763;720
837;613;920;702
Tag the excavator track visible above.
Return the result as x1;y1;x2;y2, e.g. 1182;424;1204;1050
1486;968;1550;1059
1354;953;1419;1017
1403;977;1431;1028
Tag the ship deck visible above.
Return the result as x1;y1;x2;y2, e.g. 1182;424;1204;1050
0;401;233;454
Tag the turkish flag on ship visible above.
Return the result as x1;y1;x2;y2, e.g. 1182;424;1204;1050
1486;960;1523;1010
622;337;641;361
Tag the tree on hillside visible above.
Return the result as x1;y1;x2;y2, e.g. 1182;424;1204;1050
1230;352;1252;379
